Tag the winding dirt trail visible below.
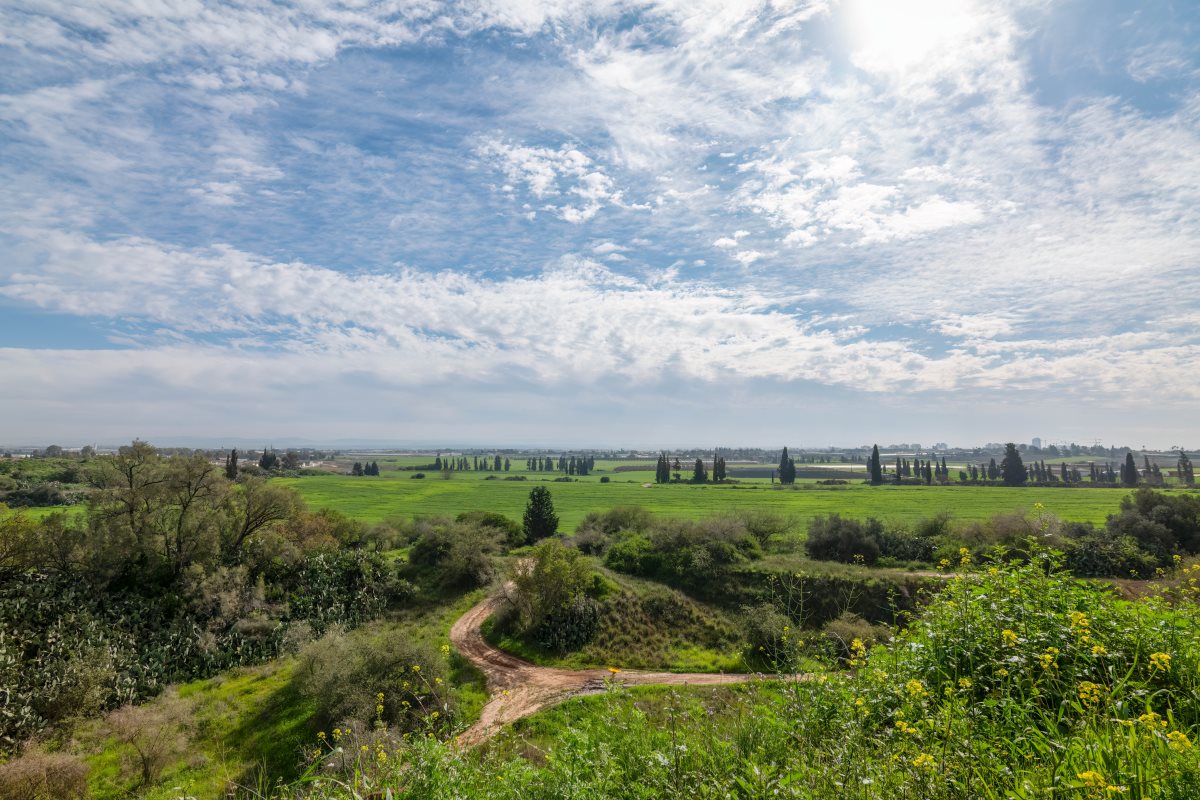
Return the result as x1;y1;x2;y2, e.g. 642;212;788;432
450;593;801;747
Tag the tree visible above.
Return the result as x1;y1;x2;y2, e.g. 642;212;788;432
1121;452;1139;487
258;448;277;471
691;458;707;484
224;449;238;481
778;447;796;485
508;539;597;651
220;477;299;558
1000;443;1026;486
1179;451;1195;486
504;458;511;472
868;444;883;485
522;486;559;543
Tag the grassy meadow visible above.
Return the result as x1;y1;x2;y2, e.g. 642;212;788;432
277;467;1138;531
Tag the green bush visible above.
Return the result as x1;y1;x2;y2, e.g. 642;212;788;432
533;595;601;653
1063;523;1158;578
805;514;882;564
742;602;802;670
294;629;451;734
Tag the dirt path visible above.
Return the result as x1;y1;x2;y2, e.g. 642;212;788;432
450;593;799;747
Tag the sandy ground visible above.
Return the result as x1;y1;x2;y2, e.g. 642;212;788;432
449;593;798;747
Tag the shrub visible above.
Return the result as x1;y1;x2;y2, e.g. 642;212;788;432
742;602;802;670
0;747;89;800
105;690;191;788
599;476;610;483
734;510;793;549
408;522;499;588
456;511;522;549
603;517;762;585
411;473;425;479
876;528;936;563
1062;523;1157;578
578;506;653;536
571;527;610;556
806;514;881;564
822;611;890;661
534;594;601;653
294;630;451;734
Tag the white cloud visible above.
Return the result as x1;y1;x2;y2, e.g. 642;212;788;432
187;181;244;206
477;139;625;222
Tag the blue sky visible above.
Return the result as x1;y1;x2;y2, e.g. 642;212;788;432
1;0;1198;448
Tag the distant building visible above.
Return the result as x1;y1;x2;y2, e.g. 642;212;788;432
1031;437;1042;449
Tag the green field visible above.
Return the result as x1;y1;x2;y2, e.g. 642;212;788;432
276;470;1150;531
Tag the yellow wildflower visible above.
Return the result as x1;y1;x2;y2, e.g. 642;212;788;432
1138;711;1167;729
905;679;927;698
938;558;951;570
1077;681;1103;708
1091;644;1107;657
1069;611;1089;630
959;547;972;566
1038;647;1060;670
1002;629;1019;647
1149;652;1171;673
1077;771;1107;790
912;753;936;770
1167;731;1193;751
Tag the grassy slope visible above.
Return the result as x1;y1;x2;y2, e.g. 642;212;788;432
276;470;1143;531
485;568;749;673
69;592;488;800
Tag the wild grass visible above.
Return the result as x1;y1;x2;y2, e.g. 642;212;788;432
271;554;1200;799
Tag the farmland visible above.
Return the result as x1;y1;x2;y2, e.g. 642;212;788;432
277;468;1140;531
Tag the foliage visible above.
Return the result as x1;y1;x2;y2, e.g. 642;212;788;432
292;629;452;735
0;444;415;755
275;554;1200;800
522;486;559;544
805;514;883;564
407;519;500;589
0;746;90;800
1001;442;1027;486
104;690;191;788
604;516;762;585
508;540;599;653
532;594;601;653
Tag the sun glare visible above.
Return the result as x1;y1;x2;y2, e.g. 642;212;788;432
847;0;979;73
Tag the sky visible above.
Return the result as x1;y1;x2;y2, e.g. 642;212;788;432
1;0;1198;449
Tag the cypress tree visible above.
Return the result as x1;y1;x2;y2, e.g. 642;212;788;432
1178;451;1194;486
522;486;558;543
1122;452;1138;487
692;458;707;484
1000;443;1026;486
869;444;883;485
225;448;238;480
